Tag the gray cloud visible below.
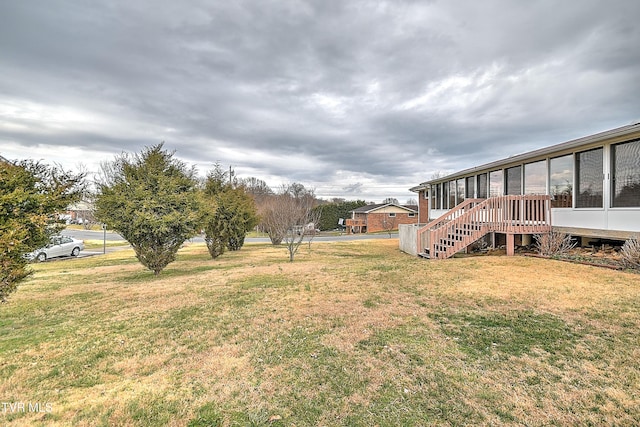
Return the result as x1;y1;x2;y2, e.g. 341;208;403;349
1;0;639;201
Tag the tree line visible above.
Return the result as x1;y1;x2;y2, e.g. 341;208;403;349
1;144;369;302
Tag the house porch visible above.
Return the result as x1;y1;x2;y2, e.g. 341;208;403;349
401;195;552;258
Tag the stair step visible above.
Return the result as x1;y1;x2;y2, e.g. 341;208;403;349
420;213;491;260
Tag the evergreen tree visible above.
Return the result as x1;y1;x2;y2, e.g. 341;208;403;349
1;159;84;301
201;165;258;258
95;144;200;275
313;200;367;231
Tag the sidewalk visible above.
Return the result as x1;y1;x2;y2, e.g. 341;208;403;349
79;245;132;258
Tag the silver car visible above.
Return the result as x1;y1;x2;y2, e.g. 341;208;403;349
26;236;85;262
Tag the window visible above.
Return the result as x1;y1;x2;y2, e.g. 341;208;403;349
612;139;640;207
408;213;416;217
505;166;522;195
435;183;442;209
465;176;475;198
456;179;465;205
550;154;573;208
524;160;547;195
429;185;436;210
477;173;488;198
388;213;396;217
449;181;456;209
442;182;449;209
576;148;603;208
489;170;503;197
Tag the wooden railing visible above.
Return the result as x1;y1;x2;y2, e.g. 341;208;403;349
422;195;551;259
345;218;366;234
416;198;482;254
486;195;551;234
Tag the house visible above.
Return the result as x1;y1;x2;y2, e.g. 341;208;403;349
400;122;640;258
346;203;418;234
67;200;95;224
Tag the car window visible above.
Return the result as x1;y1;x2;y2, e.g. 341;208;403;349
61;237;72;244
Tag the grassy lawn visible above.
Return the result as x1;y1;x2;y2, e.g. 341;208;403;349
1;239;639;426
82;240;129;250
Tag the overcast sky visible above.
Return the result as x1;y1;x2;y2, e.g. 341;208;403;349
1;1;639;202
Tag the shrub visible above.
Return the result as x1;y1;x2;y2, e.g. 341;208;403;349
620;238;640;270
200;164;258;259
1;160;83;301
534;232;576;257
95;144;201;275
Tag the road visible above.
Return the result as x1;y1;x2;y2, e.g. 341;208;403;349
53;228;397;262
62;228;126;241
61;228;398;244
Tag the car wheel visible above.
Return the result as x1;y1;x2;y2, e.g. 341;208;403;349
71;247;80;257
37;253;47;262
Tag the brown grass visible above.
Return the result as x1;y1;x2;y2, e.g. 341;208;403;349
1;239;639;426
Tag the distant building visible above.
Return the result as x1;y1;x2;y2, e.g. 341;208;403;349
346;203;418;234
66;200;95;225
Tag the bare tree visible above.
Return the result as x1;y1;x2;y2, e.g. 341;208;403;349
62;164;96;229
305;206;323;253
261;184;320;261
259;195;287;245
239;176;274;202
381;214;397;238
79;206;97;229
72;191;98;229
430;170;447;180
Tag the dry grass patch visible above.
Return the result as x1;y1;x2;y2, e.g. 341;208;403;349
1;239;639;426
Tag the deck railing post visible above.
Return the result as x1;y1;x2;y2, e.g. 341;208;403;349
507;233;515;256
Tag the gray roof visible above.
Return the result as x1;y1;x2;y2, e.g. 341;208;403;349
411;122;640;191
351;203;418;214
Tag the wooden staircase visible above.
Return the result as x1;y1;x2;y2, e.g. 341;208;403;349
417;195;552;259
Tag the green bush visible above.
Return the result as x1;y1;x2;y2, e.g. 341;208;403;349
95;144;200;275
1;159;83;301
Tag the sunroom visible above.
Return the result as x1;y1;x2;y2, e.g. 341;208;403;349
402;123;640;258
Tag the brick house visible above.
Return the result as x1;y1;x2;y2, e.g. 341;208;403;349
346;203;418;234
